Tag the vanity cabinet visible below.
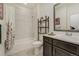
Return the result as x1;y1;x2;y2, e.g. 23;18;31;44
43;36;53;56
53;46;75;56
43;36;79;56
43;41;53;56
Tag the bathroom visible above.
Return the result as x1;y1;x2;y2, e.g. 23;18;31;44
1;3;79;56
0;3;54;56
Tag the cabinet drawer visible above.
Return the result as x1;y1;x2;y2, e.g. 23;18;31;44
43;36;53;44
54;46;76;56
53;39;77;55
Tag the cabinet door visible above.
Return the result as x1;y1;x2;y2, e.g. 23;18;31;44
43;42;53;56
54;46;76;56
53;39;77;55
53;46;56;56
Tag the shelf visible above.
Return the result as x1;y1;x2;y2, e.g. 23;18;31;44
38;16;49;40
39;27;49;28
39;33;46;34
38;19;49;22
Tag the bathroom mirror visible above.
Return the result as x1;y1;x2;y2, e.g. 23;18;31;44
54;3;79;32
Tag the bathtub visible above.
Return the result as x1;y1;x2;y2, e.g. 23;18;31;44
6;38;34;56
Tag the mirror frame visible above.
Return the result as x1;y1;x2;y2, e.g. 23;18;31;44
53;3;79;32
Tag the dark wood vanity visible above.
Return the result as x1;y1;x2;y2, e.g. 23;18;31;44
43;36;79;56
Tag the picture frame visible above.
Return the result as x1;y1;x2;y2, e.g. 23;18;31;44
55;17;60;25
0;3;3;20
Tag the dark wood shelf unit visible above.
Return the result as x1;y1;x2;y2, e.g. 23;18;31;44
38;16;49;40
39;27;48;28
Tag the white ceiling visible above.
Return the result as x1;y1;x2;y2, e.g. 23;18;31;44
7;3;55;9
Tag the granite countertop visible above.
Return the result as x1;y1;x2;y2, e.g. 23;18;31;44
44;34;79;45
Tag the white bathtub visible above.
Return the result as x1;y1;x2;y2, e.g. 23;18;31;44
6;38;34;56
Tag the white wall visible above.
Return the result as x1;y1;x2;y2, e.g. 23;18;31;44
15;5;34;40
32;6;38;40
